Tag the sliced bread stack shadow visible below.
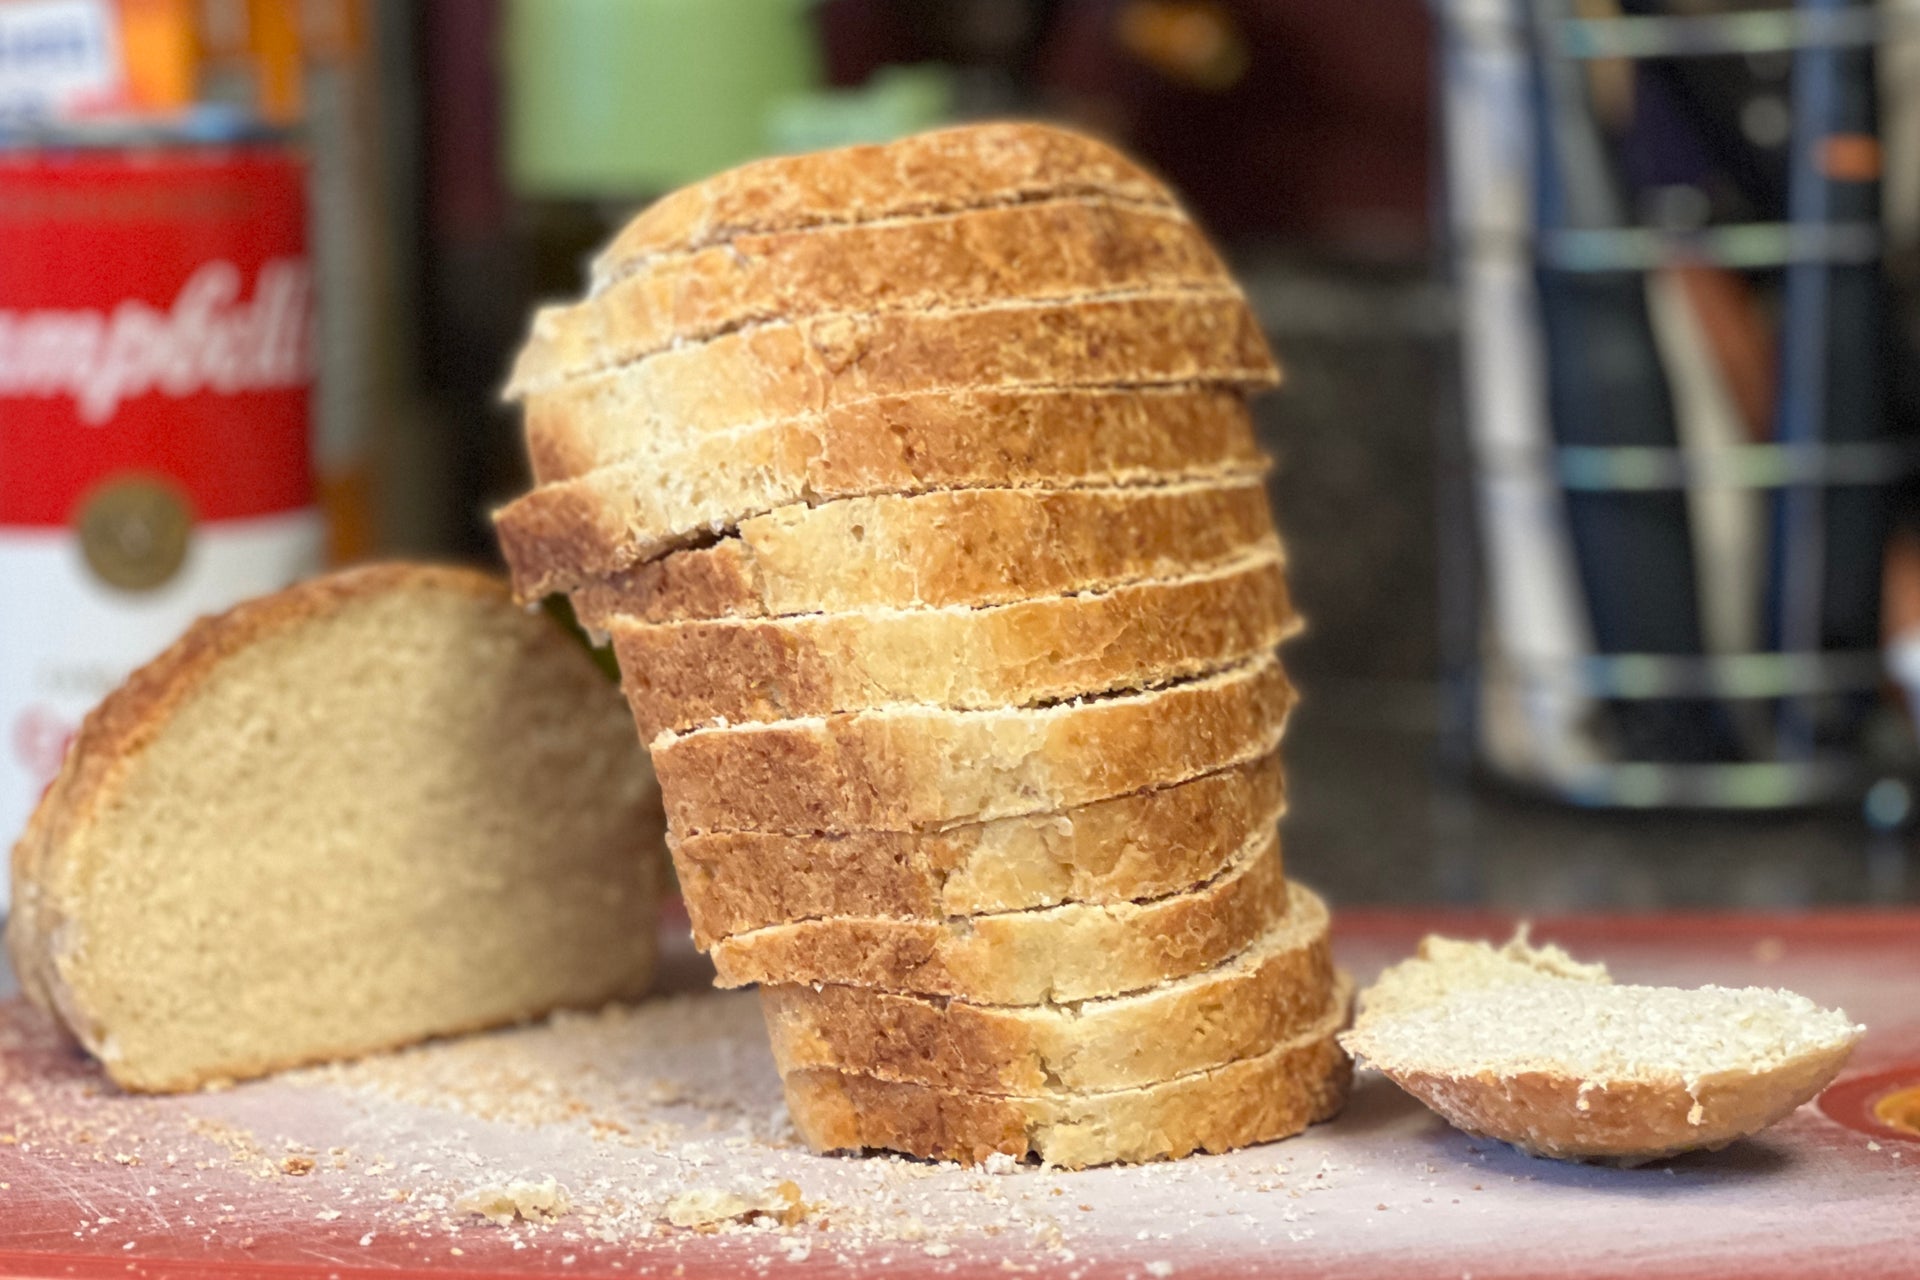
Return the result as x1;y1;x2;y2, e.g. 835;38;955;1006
494;123;1351;1167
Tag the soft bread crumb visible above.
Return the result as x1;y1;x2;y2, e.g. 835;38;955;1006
457;1177;571;1225
663;1182;806;1230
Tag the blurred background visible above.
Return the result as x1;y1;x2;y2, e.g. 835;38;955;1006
2;0;1918;912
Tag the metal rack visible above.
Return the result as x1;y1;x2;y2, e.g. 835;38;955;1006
1437;0;1920;809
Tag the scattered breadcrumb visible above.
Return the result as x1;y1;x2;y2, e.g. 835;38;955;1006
457;1177;572;1225
1;930;1907;1272
663;1182;805;1231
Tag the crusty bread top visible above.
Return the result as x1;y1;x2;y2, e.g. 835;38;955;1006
589;122;1175;288
521;291;1279;484
510;199;1227;398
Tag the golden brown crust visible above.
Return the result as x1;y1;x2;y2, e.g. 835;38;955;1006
650;653;1293;834
7;565;511;1022
494;385;1266;596
613;557;1297;737
672;755;1284;947
758;882;1334;1093
523;291;1279;485
511;199;1226;396
1340;937;1866;1163
1374;1046;1856;1165
589;122;1176;284
779;980;1354;1167
569;481;1280;627
710;832;1285;1003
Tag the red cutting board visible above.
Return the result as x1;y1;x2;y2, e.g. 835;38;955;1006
0;908;1915;1280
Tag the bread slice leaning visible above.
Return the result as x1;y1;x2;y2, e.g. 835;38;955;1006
615;555;1296;737
6;565;663;1093
510;199;1228;395
588;121;1176;287
650;652;1293;834
1340;933;1867;1164
783;977;1353;1168
710;827;1285;1003
523;290;1278;484
565;479;1278;626
674;755;1284;947
761;881;1333;1093
493;385;1265;592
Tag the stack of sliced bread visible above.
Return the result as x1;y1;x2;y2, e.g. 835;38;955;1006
495;123;1351;1167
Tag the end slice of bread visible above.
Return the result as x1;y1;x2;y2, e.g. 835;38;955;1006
760;881;1334;1094
6;564;664;1093
1340;932;1866;1164
781;975;1353;1168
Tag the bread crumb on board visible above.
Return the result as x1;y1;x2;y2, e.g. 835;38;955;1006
457;1177;572;1225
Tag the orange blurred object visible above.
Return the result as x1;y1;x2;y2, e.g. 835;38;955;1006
1819;133;1882;183
106;0;368;119
117;0;199;111
1115;0;1250;92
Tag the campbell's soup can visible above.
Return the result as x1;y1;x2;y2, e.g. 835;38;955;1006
0;120;324;894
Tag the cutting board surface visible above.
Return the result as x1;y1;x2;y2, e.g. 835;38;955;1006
0;909;1914;1280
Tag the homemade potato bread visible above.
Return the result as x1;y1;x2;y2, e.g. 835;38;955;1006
496;121;1350;1164
672;754;1285;946
708;828;1287;1003
568;480;1281;628
759;883;1335;1095
7;565;663;1093
613;556;1297;736
495;385;1267;587
648;653;1294;834
783;980;1354;1168
518;291;1278;489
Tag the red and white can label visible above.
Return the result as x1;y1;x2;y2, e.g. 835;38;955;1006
0;141;324;873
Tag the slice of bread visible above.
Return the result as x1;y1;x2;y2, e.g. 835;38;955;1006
710;828;1284;1003
563;480;1278;625
589;121;1174;287
674;755;1284;947
781;977;1353;1167
614;555;1297;737
1340;933;1867;1164
494;385;1265;591
523;290;1278;484
510;200;1227;396
760;881;1333;1093
650;652;1293;834
6;565;663;1094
